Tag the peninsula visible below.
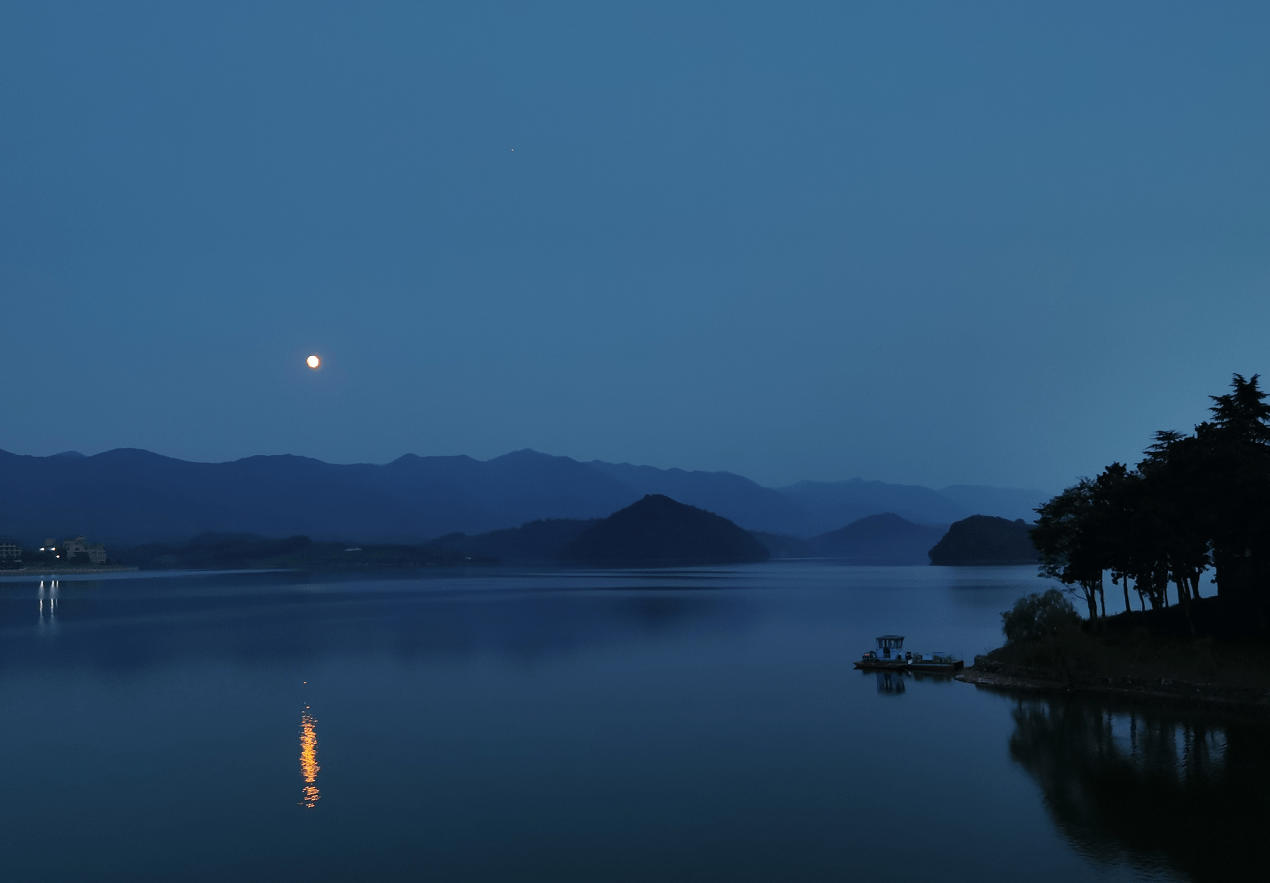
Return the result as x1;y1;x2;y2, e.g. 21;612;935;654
958;374;1270;708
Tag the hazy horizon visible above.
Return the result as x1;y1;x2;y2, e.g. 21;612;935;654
4;3;1267;491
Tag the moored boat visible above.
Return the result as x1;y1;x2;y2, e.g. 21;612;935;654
854;635;908;669
906;651;964;673
854;635;964;672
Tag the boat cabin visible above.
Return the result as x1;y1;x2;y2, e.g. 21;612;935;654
873;635;905;660
856;635;963;672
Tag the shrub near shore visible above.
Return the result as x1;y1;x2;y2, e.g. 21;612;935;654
982;591;1270;701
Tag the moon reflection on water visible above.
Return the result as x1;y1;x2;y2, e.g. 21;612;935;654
299;707;320;809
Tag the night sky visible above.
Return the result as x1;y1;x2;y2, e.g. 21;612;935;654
3;2;1268;491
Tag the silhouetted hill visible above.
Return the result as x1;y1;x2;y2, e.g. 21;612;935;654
589;461;815;535
559;495;770;565
927;515;1039;565
779;479;969;533
376;450;637;529
807;513;946;564
430;519;596;563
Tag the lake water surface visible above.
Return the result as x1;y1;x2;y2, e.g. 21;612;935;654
0;562;1265;881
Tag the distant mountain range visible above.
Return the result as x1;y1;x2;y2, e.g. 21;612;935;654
777;478;1046;531
805;513;947;565
0;447;1050;547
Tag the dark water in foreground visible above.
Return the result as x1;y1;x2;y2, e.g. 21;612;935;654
0;563;1265;881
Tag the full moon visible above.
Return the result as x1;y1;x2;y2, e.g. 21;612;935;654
306;355;321;369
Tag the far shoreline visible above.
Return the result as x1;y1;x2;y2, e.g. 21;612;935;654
1;565;139;576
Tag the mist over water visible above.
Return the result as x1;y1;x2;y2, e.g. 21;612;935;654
0;563;1263;881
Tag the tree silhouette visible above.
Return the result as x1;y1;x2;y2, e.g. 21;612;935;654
1032;374;1270;633
1192;374;1270;630
1032;478;1107;620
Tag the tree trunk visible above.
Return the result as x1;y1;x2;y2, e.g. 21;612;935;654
1214;547;1268;635
1175;572;1196;636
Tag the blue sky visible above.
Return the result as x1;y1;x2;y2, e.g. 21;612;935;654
3;2;1269;490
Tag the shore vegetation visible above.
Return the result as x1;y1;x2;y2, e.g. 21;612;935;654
1032;373;1270;636
982;593;1270;701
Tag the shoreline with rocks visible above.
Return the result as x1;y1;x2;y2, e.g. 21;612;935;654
957;656;1270;711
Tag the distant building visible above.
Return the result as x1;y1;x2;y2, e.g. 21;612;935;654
0;541;21;560
60;536;107;565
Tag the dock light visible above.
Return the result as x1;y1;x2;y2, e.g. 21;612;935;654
306;355;321;369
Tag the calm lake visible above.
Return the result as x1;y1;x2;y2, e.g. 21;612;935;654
0;562;1265;881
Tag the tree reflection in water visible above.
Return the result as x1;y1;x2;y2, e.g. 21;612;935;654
1008;696;1270;880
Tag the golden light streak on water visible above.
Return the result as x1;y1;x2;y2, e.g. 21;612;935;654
299;706;320;808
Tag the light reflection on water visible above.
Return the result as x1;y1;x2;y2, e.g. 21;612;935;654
299;707;320;809
0;563;1258;881
38;579;59;632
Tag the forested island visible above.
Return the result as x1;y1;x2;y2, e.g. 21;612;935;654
928;515;1039;565
558;494;770;565
969;374;1270;704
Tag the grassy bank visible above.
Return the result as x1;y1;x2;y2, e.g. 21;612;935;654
973;595;1270;705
